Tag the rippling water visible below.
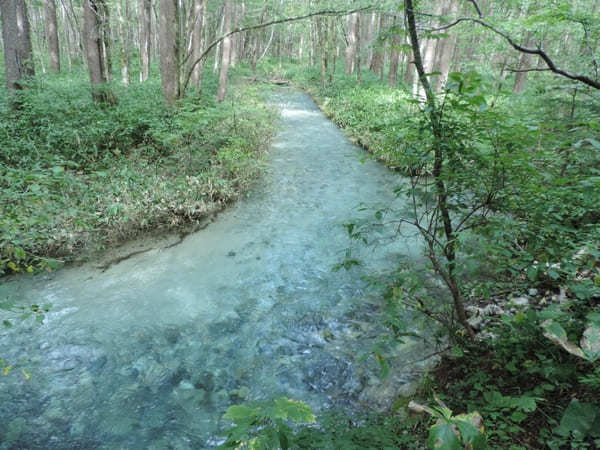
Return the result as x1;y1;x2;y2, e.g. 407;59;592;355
0;90;428;449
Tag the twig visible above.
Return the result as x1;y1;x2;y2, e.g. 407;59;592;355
505;67;552;73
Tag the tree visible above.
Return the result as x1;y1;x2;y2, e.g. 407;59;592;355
44;0;60;73
345;12;358;74
388;18;400;87
404;0;475;337
117;0;131;85
159;0;180;105
216;0;232;103
189;0;206;90
0;0;35;92
83;0;116;103
139;0;152;82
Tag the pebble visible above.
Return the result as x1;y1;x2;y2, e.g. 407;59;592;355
511;296;530;306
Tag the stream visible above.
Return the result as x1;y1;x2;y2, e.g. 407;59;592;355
0;90;431;449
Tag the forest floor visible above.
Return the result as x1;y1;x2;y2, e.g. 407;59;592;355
0;71;277;276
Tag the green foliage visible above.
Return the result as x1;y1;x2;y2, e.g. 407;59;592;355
0;70;276;275
427;309;600;449
220;397;315;449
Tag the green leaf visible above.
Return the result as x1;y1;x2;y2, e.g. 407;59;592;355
223;404;260;423
510;411;527;423
51;166;64;176
541;319;585;358
272;397;315;424
454;415;486;449
375;353;390;379
555;399;599;438
428;423;462;450
581;325;600;361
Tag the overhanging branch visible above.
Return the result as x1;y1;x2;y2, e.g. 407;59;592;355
424;17;600;90
182;5;373;94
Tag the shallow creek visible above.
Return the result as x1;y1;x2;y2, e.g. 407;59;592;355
0;90;431;449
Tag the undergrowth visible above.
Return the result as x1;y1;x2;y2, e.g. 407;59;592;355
0;69;277;275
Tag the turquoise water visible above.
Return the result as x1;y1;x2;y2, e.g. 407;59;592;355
0;90;427;449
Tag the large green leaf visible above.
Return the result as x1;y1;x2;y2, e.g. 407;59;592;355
581;325;600;361
428;423;462;450
541;320;584;358
555;399;600;438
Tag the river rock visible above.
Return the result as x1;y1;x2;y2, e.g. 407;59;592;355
511;296;530;306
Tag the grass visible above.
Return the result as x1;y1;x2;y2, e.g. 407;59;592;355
0;66;278;275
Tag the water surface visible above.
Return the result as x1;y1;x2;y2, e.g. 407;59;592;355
0;90;426;449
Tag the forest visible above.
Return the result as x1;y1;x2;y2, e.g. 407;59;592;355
1;0;599;448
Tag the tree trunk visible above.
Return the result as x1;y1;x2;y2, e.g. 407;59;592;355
216;0;232;103
139;0;151;82
369;14;384;78
404;0;474;339
345;12;358;74
189;0;205;90
117;0;131;85
229;2;237;67
83;0;116;103
0;0;35;92
513;32;535;93
213;10;224;74
44;0;60;72
389;18;401;88
434;0;459;91
159;0;180;105
355;13;361;83
99;2;113;81
314;16;328;88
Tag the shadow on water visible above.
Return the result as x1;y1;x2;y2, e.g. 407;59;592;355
0;89;432;449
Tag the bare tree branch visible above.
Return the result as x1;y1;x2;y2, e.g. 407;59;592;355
467;0;483;18
505;67;552;73
182;5;373;95
424;17;600;90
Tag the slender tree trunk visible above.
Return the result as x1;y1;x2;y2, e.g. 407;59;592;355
29;2;47;73
327;16;336;84
1;0;35;92
83;0;116;103
99;2;113;81
117;0;130;85
61;2;73;71
404;0;474;339
159;0;180;105
389;18;401;88
213;11;224;74
513;32;535;93
139;0;151;82
369;14;384;78
229;2;237;67
216;0;232;103
355;13;361;83
404;41;415;88
345;12;358;74
189;0;205;90
434;0;459;91
315;16;327;88
366;12;376;67
44;0;60;72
